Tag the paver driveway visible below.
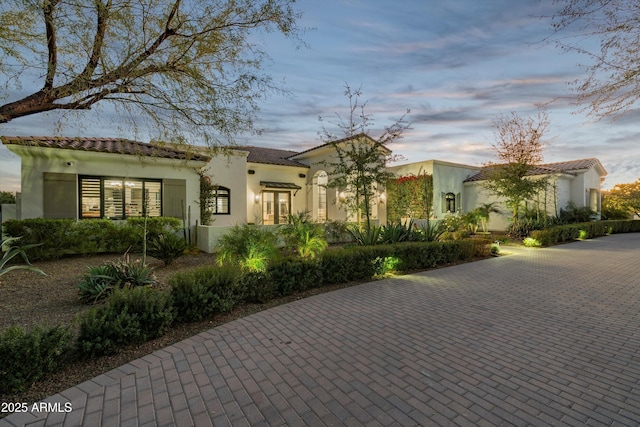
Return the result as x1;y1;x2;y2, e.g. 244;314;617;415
2;233;640;426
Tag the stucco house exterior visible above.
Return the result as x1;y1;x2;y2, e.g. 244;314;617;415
389;158;607;230
2;134;607;250
1;136;209;225
2;134;389;251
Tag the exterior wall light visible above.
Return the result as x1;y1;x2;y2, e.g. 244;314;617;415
379;192;386;203
254;194;261;203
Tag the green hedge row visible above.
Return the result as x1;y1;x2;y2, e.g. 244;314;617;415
0;325;71;394
0;238;490;394
2;217;183;260
528;220;640;246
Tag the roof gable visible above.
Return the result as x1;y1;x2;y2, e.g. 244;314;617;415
1;136;210;162
289;133;392;160
234;145;309;168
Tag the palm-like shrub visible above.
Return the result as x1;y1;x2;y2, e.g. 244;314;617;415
217;224;278;272
148;233;187;266
279;212;328;259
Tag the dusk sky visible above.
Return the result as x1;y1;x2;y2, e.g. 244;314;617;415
1;0;638;192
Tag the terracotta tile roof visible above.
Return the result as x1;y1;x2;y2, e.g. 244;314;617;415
1;136;210;162
234;145;309;168
290;133;391;159
464;158;606;182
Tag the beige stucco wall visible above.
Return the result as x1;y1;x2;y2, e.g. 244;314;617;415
246;163;309;224
293;142;387;224
389;160;479;219
202;151;248;226
8;146;205;224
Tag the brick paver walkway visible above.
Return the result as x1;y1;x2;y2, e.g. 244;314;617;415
2;233;640;426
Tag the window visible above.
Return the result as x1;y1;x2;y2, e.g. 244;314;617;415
210;186;230;215
445;192;456;213
317;171;328;222
80;176;162;219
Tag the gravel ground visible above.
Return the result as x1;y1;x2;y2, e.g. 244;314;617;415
0;251;359;406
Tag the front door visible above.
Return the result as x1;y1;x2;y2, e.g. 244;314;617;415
262;191;291;224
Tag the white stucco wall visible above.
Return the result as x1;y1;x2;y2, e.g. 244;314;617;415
389;160;479;219
8;146;205;224
293;141;388;224
246;163;309;224
202;151;248;226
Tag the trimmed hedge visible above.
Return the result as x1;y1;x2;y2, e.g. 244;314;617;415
170;265;243;322
320;239;489;285
76;287;175;356
529;220;640;246
0;325;71;394
3;217;182;260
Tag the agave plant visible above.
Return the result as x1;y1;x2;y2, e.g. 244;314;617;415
348;225;382;246
0;237;46;279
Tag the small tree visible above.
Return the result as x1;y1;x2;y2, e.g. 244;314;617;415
0;191;16;204
482;111;550;221
319;85;409;230
476;202;500;233
604;178;640;218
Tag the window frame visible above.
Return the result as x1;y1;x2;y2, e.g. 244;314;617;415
211;186;231;215
79;176;163;220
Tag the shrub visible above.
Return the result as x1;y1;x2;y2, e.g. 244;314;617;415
379;220;413;244
77;287;174;356
348;225;382;246
0;325;71;394
2;217;183;260
0;237;45;279
415;221;446;242
268;257;323;296
78;264;119;304
558;202;597;224
78;257;156;304
523;237;542;247
240;270;276;304
170;265;243;322
148;233;187;266
279;212;328;259
323;220;352;244
490;242;500;255
2;219;74;260
217;225;279;272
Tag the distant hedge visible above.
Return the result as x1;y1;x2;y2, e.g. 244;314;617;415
528;220;640;246
2;217;182;260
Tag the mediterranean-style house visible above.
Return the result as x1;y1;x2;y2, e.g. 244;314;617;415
388;158;607;230
1;135;607;251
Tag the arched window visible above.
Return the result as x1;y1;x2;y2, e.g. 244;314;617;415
445;192;456;213
317;171;328;222
211;186;230;214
